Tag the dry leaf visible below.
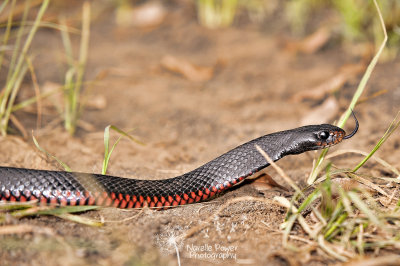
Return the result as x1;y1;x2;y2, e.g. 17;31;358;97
292;63;366;102
160;55;214;82
252;173;289;192
285;27;331;55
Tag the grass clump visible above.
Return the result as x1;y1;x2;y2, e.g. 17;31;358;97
268;110;400;260
275;159;400;261
273;1;400;261
0;0;92;136
0;0;49;136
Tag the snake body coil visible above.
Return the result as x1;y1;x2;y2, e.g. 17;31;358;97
0;120;358;209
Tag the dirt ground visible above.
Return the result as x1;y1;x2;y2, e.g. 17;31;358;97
1;2;400;266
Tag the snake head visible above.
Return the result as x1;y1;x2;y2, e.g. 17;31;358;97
287;124;346;154
315;111;359;148
282;119;358;156
312;125;346;149
287;111;359;154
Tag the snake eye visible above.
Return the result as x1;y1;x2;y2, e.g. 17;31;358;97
318;131;329;140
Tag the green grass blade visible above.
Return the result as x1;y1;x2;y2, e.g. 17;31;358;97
14;205;98;217
64;67;76;133
104;136;123;174
0;202;36;211
108;125;144;145
297;189;321;213
56;213;103;227
324;212;348;240
102;125;111;174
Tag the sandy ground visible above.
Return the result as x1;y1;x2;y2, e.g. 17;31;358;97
0;2;399;265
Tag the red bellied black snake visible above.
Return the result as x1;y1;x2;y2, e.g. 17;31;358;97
0;114;358;209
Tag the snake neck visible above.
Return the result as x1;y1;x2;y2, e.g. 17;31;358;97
251;131;294;161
